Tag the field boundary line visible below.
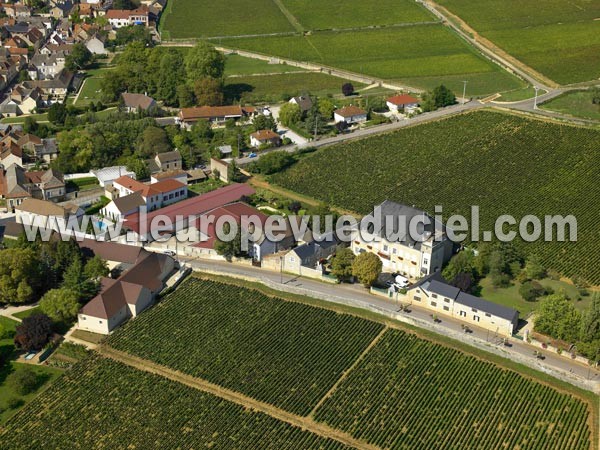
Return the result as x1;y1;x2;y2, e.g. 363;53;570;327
98;345;380;450
309;326;389;417
271;0;304;32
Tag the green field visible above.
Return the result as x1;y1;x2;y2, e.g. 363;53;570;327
541;90;600;121
436;0;600;84
280;0;435;30
272;110;600;285
0;113;48;124
221;26;525;95
0;355;350;449
161;0;294;39
74;77;104;107
314;329;592;449
497;86;537;102
108;278;385;415
225;54;308;76
226;72;368;103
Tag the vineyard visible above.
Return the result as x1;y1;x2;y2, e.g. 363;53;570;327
0;355;350;449
107;278;384;415
272;110;600;284
315;329;592;449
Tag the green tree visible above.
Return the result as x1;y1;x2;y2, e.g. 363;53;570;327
7;367;41;395
519;280;546;302
524;254;546;280
62;257;96;301
352;252;382;287
39;288;80;322
227;159;243;183
580;294;600;344
534;294;581;343
331;247;355;282
193;77;223;106
214;222;244;261
248;150;294;175
184;42;225;83
65;43;93;71
177;83;195;108
84;255;109;279
157;50;186;106
125;156;150;180
48;103;67;125
317;98;335;119
278;103;302;127
136;126;171;158
442;251;475;283
432;84;456;107
253;114;277;132
342;83;354;96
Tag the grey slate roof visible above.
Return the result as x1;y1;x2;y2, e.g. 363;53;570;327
455;292;519;322
428;279;460;299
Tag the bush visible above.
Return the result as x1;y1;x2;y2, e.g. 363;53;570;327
8;367;41;396
6;397;24;410
519;281;546;302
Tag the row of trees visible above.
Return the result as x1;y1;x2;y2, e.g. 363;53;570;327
331;248;382;287
101;41;225;108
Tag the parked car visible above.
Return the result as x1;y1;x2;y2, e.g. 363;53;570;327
248;152;257;158
163;250;176;256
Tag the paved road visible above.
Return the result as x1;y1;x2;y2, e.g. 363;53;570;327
178;256;600;391
236;100;484;165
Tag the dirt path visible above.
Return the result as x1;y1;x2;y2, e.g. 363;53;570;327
271;0;304;32
309;327;388;416
98;346;379;450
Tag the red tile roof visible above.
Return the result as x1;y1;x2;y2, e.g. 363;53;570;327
125;183;255;235
250;129;279;141
114;176;185;198
387;94;419;106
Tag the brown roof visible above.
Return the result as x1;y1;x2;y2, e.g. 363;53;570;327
78;238;149;264
387;94;419;106
335;105;367;117
121;92;155;110
114;175;185;197
152;169;187;180
112;192;146;214
15;198;73;217
250;129;280;141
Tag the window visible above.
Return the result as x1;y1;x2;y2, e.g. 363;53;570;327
473;315;480;322
289;257;295;263
443;306;449;311
431;294;438;299
431;301;437;307
471;308;478;313
99;320;103;324
459;311;466;317
485;313;491;317
413;296;421;301
392;248;397;255
444;298;450;303
424;258;429;265
383;244;388;252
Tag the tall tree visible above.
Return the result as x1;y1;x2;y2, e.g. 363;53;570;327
39;288;80;322
157;50;186;106
184;42;225;83
534;294;581;343
352;252;382;287
278;102;301;127
193;77;224;106
65;43;93;71
14;314;53;351
331;247;355;282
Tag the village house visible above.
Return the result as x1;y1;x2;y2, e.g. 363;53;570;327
217;145;233;158
386;94;420;114
29;52;66;80
334;105;367;124
147;150;182;172
210;157;230;182
106;7;149;28
15;197;83;232
289;95;313;114
84;33;107;55
283;233;338;276
407;272;519;336
78;251;175;334
250;129;281;148
121;92;156;113
177;105;256;129
350;200;454;280
22;70;73;102
0;164;65;210
150;169;188;185
101;191;145;222
110;175;188;211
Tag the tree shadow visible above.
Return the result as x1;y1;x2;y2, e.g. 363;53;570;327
224;83;254;103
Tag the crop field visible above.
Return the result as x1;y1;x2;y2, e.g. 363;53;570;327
436;0;600;84
315;329;592;449
108;278;385;415
280;0;435;30
271;110;600;284
160;0;294;39
541;90;600;121
0;355;350;449
225;72;368;103
221;26;525;95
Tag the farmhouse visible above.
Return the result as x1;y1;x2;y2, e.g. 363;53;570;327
283;233;338;276
111;175;188;211
250;129;281;148
106;7;149;28
289;95;313;113
350;200;453;280
178;105;256;128
0;165;65;211
15;198;83;232
407;273;519;336
386;94;419;114
78;252;175;334
334;106;367;124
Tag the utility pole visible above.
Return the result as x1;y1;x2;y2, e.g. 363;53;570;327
462;80;468;105
533;86;540;109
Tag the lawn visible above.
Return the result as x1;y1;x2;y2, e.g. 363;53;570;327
224;54;307;76
12;307;41;321
541;90;600;121
280;0;435;30
225;72;367;103
436;0;600;84
272;110;600;285
161;0;295;39
478;276;587;317
0;113;48;124
66;176;99;191
188;179;227;195
221;25;525;95
496;86;537;102
74;76;104;107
